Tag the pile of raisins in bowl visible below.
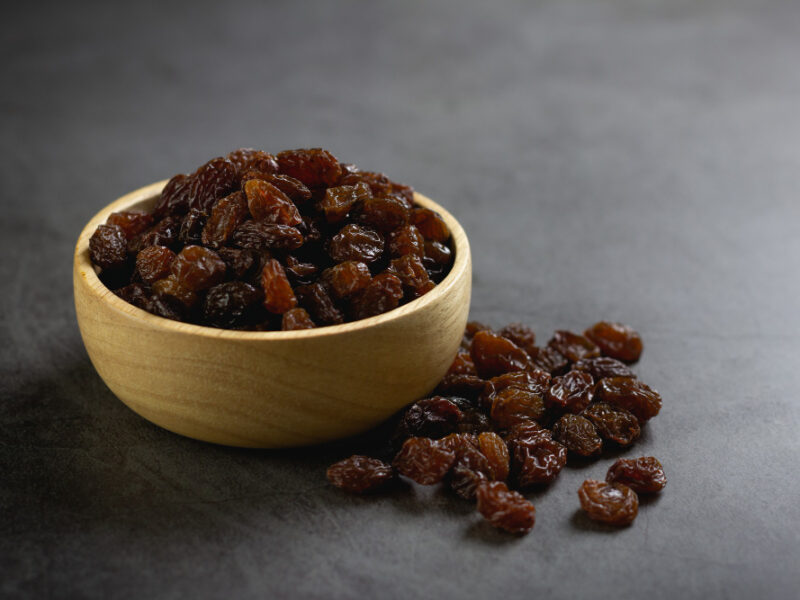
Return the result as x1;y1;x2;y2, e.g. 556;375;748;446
327;321;667;534
88;148;454;330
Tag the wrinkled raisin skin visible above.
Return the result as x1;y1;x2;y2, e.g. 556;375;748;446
552;414;602;457
584;321;643;363
546;371;594;414
392;437;456;485
606;457;666;493
476;481;536;534
90;224;128;270
578;479;639;526
470;331;530;379
595;377;662;422
582;402;641;446
327;456;394;494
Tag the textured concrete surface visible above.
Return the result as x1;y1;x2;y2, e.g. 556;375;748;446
2;0;800;598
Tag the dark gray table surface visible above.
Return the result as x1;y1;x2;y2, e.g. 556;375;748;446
2;0;799;598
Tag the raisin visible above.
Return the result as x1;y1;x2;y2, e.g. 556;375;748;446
152;275;197;307
606;457;666;493
498;323;537;357
357;195;410;232
411;207;449;242
487;370;551;397
319;261;371;300
340;170;415;206
595;377;662;422
170;245;226;291
232;222;304;250
146;293;186;321
392;437;456;485
227;148;278;177
572;356;636;380
136;246;176;284
395;397;462;441
511;436;567;487
260;259;297;314
387;225;425;258
490;388;546;429
217;247;265;281
478;432;510;481
284;255;318;286
435;374;487;399
265;174;312;203
202;281;262;328
423;240;452;270
476;481;536;534
244;179;302;226
276;148;342;188
446;351;477;377
582;402;641;446
465;321;492;339
89;224;128;270
154;173;192;218
295;282;343;325
548;330;600;363
136;216;181;251
114;283;151;310
470;331;530;379
326;455;394;494
107;211;153;239
178;208;207;246
546;371;595;414
505;420;553;446
578;480;638;526
318;183;369;223
281;307;316;330
388;254;435;298
328;224;384;264
188;157;238;213
444;433;491;499
349;272;403;320
584;321;643;363
531;346;570;375
202;191;249;247
455;405;492;435
552;414;602;457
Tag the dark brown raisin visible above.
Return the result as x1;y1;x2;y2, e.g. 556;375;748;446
584;321;643;363
595;377;662;422
582;402;641;446
178;208;207;246
606;457;667;493
202;281;262;328
217;247;265;281
114;283;151;310
107;211;153;239
388;254;435;298
387;225;425;258
505;420;552;447
136;246;176;285
423;240;452;270
276;148;342;188
476;481;536;534
340;170;415;206
152;275;198;307
498;323;537;357
261;259;297;314
470;331;530;379
395;397;462;441
490;388;546;429
265;174;312;203
512;436;567;488
295;282;343;325
357;195;410;232
349;272;403;320
136;216;181;251
572;356;636;380
281;307;316;331
170;245;226;291
154;173;192;218
444;433;491;499
392;437;456;485
89;224;128;270
227;148;278;177
486;370;551;398
284;255;318;286
546;371;595;414
531;346;570;375
578;479;638;526
244;179;302;225
318;183;369;223
232;222;304;251
548;330;601;363
326;455;394;494
202;191;249;247
319;261;371;300
146;293;186;321
411;207;449;242
188;157;238;213
328;224;384;264
552;414;602;457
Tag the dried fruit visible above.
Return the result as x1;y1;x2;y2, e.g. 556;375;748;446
171;245;227;291
578;479;638;526
584;321;643;363
244;179;302;225
277;148;342;188
392;437;456;485
106;211;153;239
328;224;384;263
89;224;129;270
470;331;530;379
136;246;176;284
388;254;435;298
546;371;594;414
572;356;636;380
478;432;510;481
387;225;425;258
232;222;304;250
490;388;546;429
327;455;394;493
179;208;207;246
152;275;197;307
357;195;410;232
498;323;537;356
349;273;403;320
445;433;491;499
531;346;569;375
547;330;600;363
396;397;462;440
595;377;662;422
202;192;249;247
411;207;449;242
281;307;316;330
295;282;343;325
261;258;297;314
511;435;567;487
552;414;602;457
476;481;536;534
582;402;641;446
606;457;667;493
202;281;262;328
318;183;369;223
319;261;371;300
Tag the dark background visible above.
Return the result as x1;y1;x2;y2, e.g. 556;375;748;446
2;0;799;598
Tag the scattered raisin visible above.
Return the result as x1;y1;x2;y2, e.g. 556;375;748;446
478;432;510;481
547;330;600;363
511;435;567;487
582;402;641;446
595;377;662;422
327;455;394;494
490;388;546;429
578;480;638;526
498;323;537;357
606;457;667;493
395;397;462;441
546;371;595;414
531;346;570;375
572;356;636;380
584;321;643;363
476;481;536;534
392;437;456;485
552;414;602;457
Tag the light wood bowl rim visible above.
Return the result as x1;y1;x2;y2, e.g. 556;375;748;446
74;180;471;339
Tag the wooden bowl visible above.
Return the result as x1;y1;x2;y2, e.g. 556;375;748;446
74;181;472;448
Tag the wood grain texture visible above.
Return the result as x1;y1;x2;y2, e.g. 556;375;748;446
73;181;472;447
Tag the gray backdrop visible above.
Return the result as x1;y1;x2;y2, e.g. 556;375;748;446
2;1;799;598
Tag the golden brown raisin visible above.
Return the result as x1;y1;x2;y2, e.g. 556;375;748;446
411;207;450;242
328;224;384;264
388;254;435;298
578;479;638;526
327;455;394;494
476;481;536;534
357;195;410;232
152;275;198;307
244;179;302;225
606;457;666;493
349;273;403;320
511;436;567;487
281;307;316;331
547;330;600;363
319;261;371;300
470;331;531;379
551;414;602;457
584;321;643;363
595;377;661;422
318;183;369;223
136;246;176;285
171;246;226;291
202;191;249;247
582;402;641;446
107;211;153;239
572;356;636;380
478;432;510;481
490;388;546;429
387;225;425;258
276;148;342;188
260;259;297;314
546;371;595;414
392;437;456;485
